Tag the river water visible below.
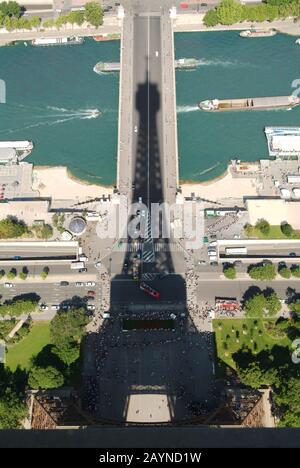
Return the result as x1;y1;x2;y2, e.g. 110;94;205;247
0;32;300;185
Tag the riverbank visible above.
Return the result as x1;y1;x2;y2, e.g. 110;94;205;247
174;14;300;36
32;166;113;200
0;17;121;44
181;170;257;201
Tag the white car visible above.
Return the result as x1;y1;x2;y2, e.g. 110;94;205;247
138;196;142;204
4;283;13;288
51;305;59;310
134;125;138;133
86;281;96;287
95;261;102;268
155;50;159;57
76;282;84;287
87;304;95;311
209;241;217;247
40;305;49;311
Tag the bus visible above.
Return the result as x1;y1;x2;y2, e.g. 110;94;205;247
140;282;160;300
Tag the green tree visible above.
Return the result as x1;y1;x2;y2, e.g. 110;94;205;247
0;217;27;239
40;266;49;280
52;342;80;367
0;299;38;317
278;265;291;279
291;265;300;277
203;9;219;26
265;292;281;317
0;388;26;429
248;263;276;281
216;0;243;25
223;264;236;279
281;222;294;237
28;365;64;389
19;270;28;280
6;268;17;279
255;218;270;236
0;1;21;17
85;1;103;27
50;307;88;349
275;377;300;427
244;293;266;318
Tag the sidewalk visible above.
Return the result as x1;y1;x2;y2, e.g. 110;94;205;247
174;14;300;36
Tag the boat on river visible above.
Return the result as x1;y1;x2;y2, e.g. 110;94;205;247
240;29;277;38
199;95;300;112
32;36;84;46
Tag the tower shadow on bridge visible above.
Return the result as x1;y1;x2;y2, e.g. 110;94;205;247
82;61;218;425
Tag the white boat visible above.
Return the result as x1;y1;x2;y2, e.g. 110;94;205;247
32;36;84;46
295;39;300;45
240;29;277;38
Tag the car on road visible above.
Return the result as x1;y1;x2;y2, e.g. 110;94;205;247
210;261;218;267
78;268;87;273
209;241;217;247
138;196;142;204
4;283;13;288
60;281;69;286
86;281;96;287
155;50;159;57
76;282;84;287
134;125;138;133
13;256;21;260
51;305;59;310
87;290;96;296
289;252;297;257
87;304;95;311
95;262;102;268
40;304;49;310
197;260;207;265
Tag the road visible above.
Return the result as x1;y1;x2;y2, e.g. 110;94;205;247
0;241;78;263
0;280;100;318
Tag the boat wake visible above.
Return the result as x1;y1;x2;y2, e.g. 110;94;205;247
196;162;220;176
177;105;198;113
0;106;101;134
199;59;256;68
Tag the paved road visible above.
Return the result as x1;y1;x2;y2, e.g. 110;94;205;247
0;281;100;315
0;242;78;262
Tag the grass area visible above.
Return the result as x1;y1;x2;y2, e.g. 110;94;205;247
6;322;51;371
245;225;300;240
213;318;290;369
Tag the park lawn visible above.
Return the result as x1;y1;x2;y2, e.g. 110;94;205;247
6;322;51;371
213;318;290;369
245;225;300;240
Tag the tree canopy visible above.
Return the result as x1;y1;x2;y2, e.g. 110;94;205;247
84;1;103;27
248;263;276;281
28;365;64;389
0;217;27;239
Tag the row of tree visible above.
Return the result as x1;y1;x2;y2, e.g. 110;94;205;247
0;266;49;281
0;1;103;31
223;261;300;281
204;0;300;27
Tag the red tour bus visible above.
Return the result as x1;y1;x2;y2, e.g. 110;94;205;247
140;282;160;300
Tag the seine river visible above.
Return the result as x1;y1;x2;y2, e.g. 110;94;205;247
0;32;300;184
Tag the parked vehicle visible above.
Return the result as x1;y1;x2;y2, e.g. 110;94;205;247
60;281;69;286
4;283;13;288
